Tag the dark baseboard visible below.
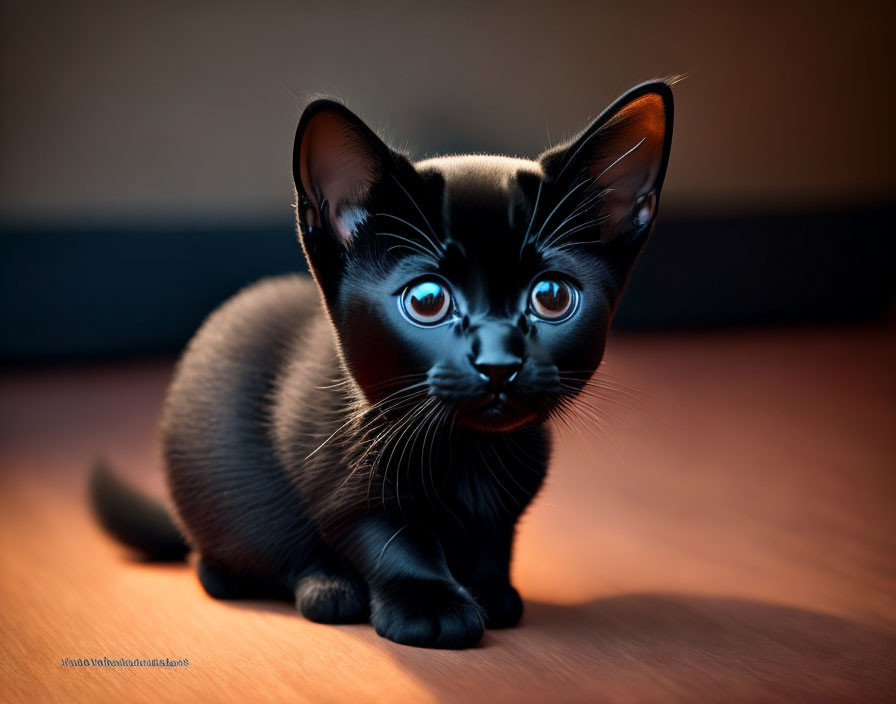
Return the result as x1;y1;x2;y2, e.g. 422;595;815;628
1;207;893;361
615;206;894;330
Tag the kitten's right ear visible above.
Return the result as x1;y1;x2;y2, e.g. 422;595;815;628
539;81;674;246
293;100;392;248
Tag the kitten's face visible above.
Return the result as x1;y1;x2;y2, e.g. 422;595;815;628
294;84;673;432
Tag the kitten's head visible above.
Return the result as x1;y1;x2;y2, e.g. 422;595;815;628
293;83;673;432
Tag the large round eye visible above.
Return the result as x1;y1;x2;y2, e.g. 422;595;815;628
401;280;452;325
530;278;577;321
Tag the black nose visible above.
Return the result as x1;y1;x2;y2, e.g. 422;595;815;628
473;361;522;391
469;321;525;391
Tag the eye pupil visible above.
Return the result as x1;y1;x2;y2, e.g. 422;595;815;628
411;287;443;314
534;280;569;311
402;280;452;324
531;279;575;320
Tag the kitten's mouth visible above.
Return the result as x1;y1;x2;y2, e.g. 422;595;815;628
457;393;537;432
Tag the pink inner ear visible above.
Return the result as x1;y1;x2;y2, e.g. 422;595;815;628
589;93;667;241
299;111;378;244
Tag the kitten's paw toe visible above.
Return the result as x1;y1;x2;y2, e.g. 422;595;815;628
371;579;484;649
473;583;523;629
295;572;369;624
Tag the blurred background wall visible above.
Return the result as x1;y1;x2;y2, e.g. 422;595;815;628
1;0;894;359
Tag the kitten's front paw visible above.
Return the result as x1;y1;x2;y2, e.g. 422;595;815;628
471;582;523;629
370;579;484;649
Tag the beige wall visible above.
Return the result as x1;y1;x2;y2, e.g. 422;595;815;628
1;0;893;224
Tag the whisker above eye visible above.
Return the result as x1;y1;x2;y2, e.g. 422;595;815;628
538;188;609;251
543;214;612;251
530;178;592;250
388;172;440;241
374;210;442;260
375;231;438;260
520;177;544;257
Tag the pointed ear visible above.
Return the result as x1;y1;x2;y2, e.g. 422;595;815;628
541;81;673;244
293;100;391;247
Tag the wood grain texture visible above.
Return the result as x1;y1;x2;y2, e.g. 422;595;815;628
1;325;894;703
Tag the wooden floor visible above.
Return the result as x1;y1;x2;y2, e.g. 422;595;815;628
1;325;895;703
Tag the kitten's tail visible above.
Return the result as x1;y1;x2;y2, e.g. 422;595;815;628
89;460;190;561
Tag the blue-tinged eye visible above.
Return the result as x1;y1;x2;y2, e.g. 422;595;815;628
530;279;577;321
401;280;452;325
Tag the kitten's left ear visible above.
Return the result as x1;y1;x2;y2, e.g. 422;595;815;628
293;99;394;246
293;99;413;302
540;81;674;244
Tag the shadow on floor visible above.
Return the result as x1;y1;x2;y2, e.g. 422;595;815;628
372;594;896;701
221;590;896;702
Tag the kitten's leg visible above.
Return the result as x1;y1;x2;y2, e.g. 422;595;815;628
197;558;286;600
343;515;484;649
294;566;369;624
462;525;523;629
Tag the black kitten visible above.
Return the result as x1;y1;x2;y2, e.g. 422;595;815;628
92;81;673;649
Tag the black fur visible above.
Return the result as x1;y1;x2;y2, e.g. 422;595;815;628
91;82;674;649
